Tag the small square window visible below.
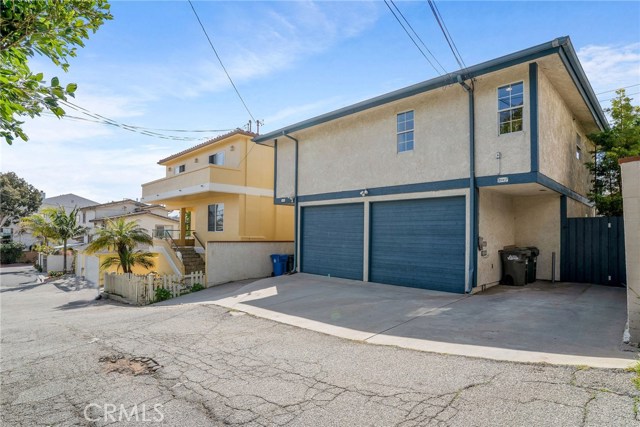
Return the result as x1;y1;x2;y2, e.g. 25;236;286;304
174;165;185;175
209;152;225;166
397;111;414;153
498;82;524;135
576;145;582;160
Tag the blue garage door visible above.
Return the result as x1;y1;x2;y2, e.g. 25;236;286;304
301;203;364;280
370;197;466;293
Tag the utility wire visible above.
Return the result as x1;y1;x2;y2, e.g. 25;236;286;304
599;91;640;103
596;84;640;95
187;0;256;122
428;0;466;70
388;0;447;75
52;100;235;141
383;0;442;75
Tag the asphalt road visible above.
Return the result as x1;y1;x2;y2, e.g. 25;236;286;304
1;265;638;426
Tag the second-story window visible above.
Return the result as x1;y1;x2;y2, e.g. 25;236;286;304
208;203;224;232
397;110;414;153
174;165;186;175
498;82;524;135
209;152;225;166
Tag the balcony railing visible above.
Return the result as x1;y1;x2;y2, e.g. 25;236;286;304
141;165;244;201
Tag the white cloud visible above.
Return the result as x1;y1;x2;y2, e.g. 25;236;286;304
578;42;640;95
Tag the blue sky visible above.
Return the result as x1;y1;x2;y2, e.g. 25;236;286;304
2;1;639;203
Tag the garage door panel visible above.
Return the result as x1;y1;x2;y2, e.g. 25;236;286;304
370;197;466;293
301;204;364;280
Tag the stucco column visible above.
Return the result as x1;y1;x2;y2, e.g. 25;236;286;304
620;156;640;344
180;207;186;244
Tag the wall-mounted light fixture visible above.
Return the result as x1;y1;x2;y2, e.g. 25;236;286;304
360;189;369;197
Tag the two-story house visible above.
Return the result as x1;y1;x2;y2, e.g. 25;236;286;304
253;37;606;294
141;129;294;286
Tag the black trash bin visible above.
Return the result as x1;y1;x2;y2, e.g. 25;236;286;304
522;246;539;283
499;248;529;286
286;255;294;273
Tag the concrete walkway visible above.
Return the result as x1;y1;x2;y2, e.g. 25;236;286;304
160;273;637;368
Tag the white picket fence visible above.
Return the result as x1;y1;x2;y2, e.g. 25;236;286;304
103;271;206;305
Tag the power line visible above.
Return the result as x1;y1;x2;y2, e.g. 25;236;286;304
427;0;466;70
388;0;447;74
51;100;235;141
383;0;442;75
187;0;256;122
599;91;640;103
596;84;640;96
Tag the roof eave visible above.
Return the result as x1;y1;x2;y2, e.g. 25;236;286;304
253;36;608;144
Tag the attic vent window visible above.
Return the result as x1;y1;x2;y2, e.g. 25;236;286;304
498;81;524;135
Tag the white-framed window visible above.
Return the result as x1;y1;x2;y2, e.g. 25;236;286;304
209;152;225;166
174;164;186;175
498;81;524;135
397;110;414;153
208;203;224;232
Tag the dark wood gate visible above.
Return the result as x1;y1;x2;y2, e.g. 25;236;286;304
561;216;626;286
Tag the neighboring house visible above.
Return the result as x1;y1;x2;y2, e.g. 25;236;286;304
253;36;606;294
74;199;179;286
14;193;98;249
76;198;176;243
141;129;294;285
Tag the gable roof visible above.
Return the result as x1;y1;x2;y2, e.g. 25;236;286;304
41;193;98;209
77;198;158;211
158;128;257;164
89;211;178;223
254;36;607;144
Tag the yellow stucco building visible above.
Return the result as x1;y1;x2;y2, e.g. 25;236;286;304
141;129;294;285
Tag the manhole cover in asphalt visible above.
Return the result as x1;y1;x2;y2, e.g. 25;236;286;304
99;355;161;376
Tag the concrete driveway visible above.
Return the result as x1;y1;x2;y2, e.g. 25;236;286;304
160;273;636;368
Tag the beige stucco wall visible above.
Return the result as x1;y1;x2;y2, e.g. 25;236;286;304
474;64;531;177
206;241;294;286
513;195;561;281
620;158;640;344
567;197;595;218
275;139;295;200
162;134;245;177
290;84;470;196
477;189;515;288
538;69;594;196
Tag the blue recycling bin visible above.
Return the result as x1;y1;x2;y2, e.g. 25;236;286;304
270;254;288;276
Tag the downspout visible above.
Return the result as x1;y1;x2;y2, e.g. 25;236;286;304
458;75;476;293
283;133;299;273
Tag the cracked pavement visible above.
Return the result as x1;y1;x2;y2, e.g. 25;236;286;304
1;265;639;426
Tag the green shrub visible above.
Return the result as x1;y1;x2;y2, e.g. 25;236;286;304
191;283;204;292
155;287;171;302
34;263;43;272
48;271;64;278
0;242;25;264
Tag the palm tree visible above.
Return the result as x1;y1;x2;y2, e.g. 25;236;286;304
20;209;58;248
48;207;87;273
21;207;86;272
86;218;154;274
100;247;155;273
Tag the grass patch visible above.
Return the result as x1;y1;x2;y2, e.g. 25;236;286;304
627;361;640;391
576;365;591;371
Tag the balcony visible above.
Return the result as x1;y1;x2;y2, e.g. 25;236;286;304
141;165;245;203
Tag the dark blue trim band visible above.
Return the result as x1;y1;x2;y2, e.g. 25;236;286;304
536;173;592;206
297;178;470;203
529;62;539;172
273;139;278;204
476;172;537;187
560;195;568;281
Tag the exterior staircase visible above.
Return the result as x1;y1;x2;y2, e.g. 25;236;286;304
178;247;206;275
